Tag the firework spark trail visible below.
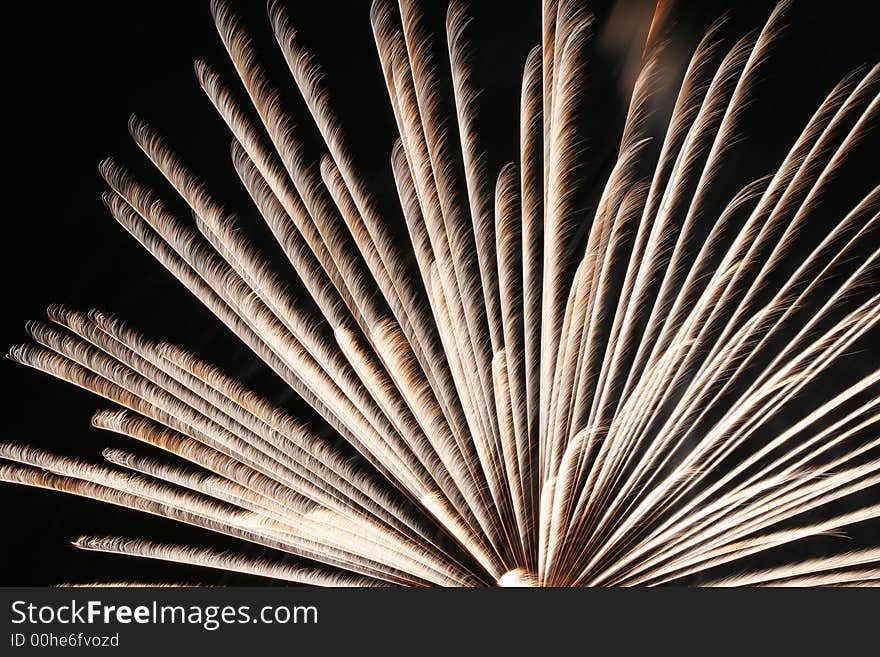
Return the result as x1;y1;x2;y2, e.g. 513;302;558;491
2;0;878;586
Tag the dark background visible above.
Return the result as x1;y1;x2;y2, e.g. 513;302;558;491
1;0;877;585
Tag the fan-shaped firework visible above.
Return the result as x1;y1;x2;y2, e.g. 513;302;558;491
2;0;879;587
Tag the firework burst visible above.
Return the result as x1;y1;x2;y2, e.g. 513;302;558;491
3;0;879;586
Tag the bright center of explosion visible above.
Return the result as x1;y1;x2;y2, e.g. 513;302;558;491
497;570;536;587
